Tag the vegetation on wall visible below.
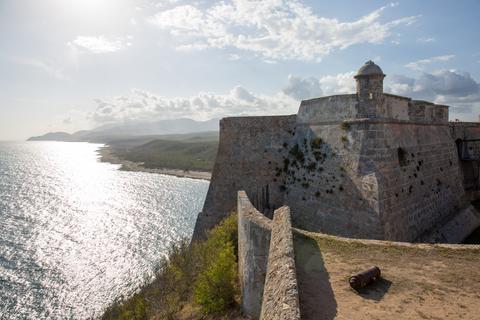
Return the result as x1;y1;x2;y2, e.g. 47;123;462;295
102;213;239;320
339;121;350;131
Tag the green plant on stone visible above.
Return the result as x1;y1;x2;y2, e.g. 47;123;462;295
311;137;323;149
340;121;350;131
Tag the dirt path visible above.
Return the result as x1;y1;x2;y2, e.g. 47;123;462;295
294;231;480;320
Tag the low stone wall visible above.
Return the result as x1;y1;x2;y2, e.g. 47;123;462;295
419;205;480;243
238;191;301;320
237;191;272;319
260;206;301;320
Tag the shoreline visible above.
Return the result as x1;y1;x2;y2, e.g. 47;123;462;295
97;146;212;181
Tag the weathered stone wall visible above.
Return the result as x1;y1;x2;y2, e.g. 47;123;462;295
370;121;466;241
410;100;449;123
260;206;301;320
193;115;296;240
281;117;473;242
281;121;384;239
419;205;480;243
384;94;410;120
237;191;272;319
297;95;358;123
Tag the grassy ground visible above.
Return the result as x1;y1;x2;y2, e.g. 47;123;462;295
294;230;480;320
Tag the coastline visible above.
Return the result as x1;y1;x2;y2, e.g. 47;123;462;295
97;146;212;181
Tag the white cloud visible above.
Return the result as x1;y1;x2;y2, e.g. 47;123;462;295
386;70;480;118
90;86;298;124
148;1;418;61
69;36;128;54
405;54;455;71
283;75;322;100
319;72;357;96
282;69;480;118
387;70;479;100
417;37;436;43
88;69;480;126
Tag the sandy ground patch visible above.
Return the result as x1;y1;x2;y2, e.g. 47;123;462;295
294;231;480;320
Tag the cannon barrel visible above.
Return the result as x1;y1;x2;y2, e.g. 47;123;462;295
349;266;381;290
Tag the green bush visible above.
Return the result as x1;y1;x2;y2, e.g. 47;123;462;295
194;242;237;313
339;121;350;131
194;213;238;314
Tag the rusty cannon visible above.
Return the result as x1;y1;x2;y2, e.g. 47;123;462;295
349;266;381;290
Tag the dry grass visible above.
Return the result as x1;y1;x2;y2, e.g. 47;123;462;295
294;230;480;320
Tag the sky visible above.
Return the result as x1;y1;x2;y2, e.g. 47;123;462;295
1;0;479;140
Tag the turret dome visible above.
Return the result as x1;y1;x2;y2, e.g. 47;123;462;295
355;60;385;77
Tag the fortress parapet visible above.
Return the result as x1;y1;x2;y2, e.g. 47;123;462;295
298;61;448;124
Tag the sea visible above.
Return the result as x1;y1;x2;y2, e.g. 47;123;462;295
0;141;209;319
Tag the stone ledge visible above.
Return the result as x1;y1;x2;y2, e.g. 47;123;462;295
260;206;301;320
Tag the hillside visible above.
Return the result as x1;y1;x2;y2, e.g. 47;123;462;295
100;132;219;175
117;139;218;172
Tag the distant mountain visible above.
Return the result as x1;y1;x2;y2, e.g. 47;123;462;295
27;118;220;143
28;132;75;141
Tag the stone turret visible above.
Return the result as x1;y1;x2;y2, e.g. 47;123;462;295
354;60;386;118
354;60;385;100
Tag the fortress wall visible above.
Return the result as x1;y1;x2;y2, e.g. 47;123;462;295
282;122;384;239
409;101;449;123
260;206;301;320
193;115;296;240
450;122;480;140
297;95;358;123
371;122;467;241
384;94;410;120
420;205;480;243
237;191;272;319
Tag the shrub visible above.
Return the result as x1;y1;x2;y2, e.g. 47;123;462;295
340;121;350;131
194;242;237;313
311;137;323;149
194;213;238;314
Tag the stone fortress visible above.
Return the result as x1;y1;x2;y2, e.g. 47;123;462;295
192;61;480;319
193;60;480;244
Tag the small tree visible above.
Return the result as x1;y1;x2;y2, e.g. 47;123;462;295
194;213;238;314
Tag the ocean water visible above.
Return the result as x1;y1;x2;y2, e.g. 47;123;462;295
0;142;209;319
